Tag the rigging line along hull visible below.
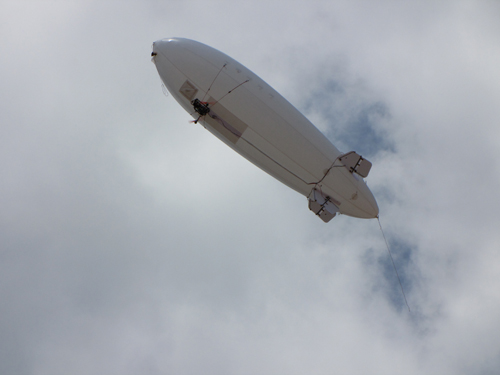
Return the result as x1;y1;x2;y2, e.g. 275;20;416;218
151;38;379;220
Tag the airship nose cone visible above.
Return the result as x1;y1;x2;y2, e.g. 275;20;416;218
152;39;168;56
152;38;184;55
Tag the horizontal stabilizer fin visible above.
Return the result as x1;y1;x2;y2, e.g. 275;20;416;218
308;188;340;223
339;151;372;178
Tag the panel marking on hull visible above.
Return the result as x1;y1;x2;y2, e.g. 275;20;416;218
179;80;198;100
204;98;248;144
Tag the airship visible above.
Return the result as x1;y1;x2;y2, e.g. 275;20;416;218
151;38;378;222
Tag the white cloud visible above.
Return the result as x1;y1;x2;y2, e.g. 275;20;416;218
1;0;500;374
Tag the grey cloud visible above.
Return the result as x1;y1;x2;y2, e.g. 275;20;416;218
303;79;395;158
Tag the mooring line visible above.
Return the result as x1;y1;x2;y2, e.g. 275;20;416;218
377;216;411;312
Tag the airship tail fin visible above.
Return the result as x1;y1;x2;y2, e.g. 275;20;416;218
308;188;340;223
339;151;372;178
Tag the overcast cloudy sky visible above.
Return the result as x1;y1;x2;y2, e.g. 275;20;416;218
2;1;500;374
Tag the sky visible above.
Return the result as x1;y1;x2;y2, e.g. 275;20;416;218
1;1;500;374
